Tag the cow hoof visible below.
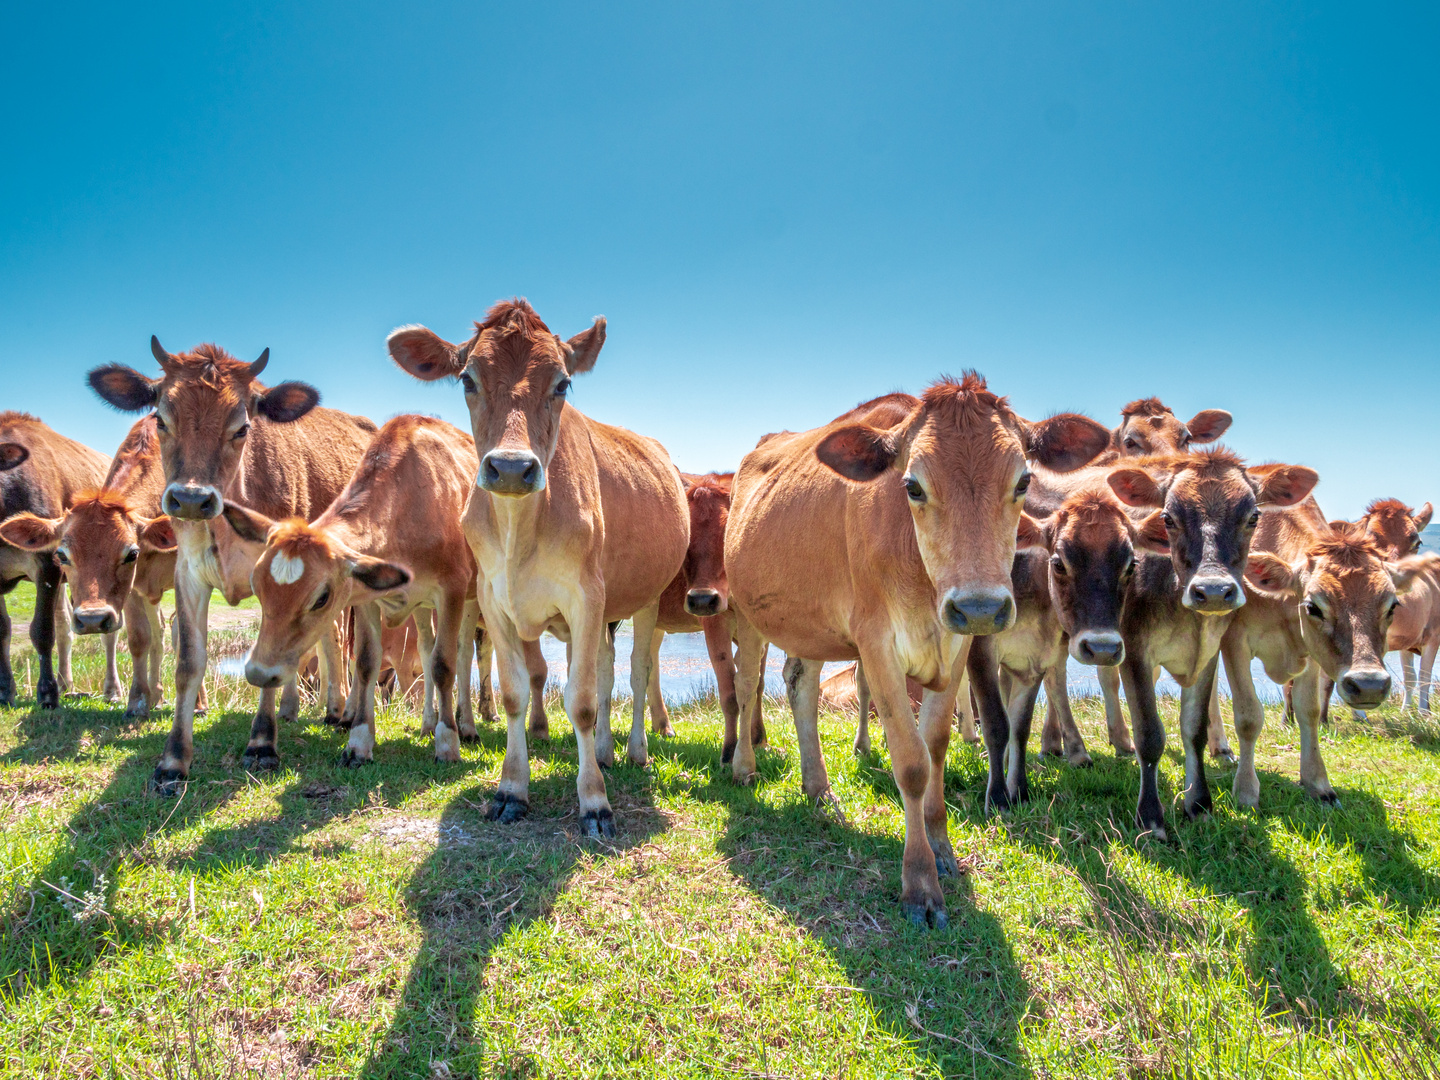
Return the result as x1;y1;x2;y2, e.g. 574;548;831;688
652;724;676;738
339;748;372;768
149;767;187;798
1184;800;1212;821
1136;816;1169;842
124;705;150;720
902;901;949;930
1069;751;1094;768
581;809;615;839
243;747;281;772
986;785;1013;814
932;851;959;878
1311;788;1341;807
528;725;550;742
324;711;350;729
1211;748;1238;766
487;792;528;824
733;768;757;787
36;678;59;710
1112;744;1136;758
720;742;736;765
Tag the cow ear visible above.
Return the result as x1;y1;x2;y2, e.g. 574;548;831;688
388;325;463;381
1024;414;1111;472
0;513;62;551
1254;464;1318;509
0;443;29;472
561;317;606;375
221;504;275;545
815;424;900;482
1015;512;1048;554
1109;468;1165;508
88;364;159;412
1413;502;1434;532
1184;409;1232;444
1134;510;1171;554
1244;553;1299;598
1387;553;1440;595
137;516;177;553
1327;519;1356;534
255;382;320;423
347;557;412;594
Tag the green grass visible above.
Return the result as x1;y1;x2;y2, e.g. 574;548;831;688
2;581;36;624
2;634;1439;1078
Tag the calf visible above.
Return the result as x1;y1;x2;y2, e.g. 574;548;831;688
1228;510;1434;807
1356;498;1440;714
87;338;376;793
389;299;689;838
0;412;114;708
1104;451;1317;838
222;415;490;764
725;375;1110;926
647;472;766;761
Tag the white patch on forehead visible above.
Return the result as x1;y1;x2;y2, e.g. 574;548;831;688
269;551;306;585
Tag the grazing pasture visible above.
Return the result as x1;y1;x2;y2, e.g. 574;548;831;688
2;608;1439;1078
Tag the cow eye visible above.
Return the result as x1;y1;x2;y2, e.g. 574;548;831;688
1050;555;1067;577
1162;513;1175;531
233;423;250;440
154;415;168;433
121;546;139;564
460;373;477;395
903;477;925;503
310;586;330;612
1124;438;1140;451
1014;471;1031;499
1411;537;1422;553
1305;600;1325;620
54;549;70;566
1122;555;1136;578
555;378;572;397
1386;598;1401;619
1248;510;1261;528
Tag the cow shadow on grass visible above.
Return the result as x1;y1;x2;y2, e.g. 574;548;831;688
639;730;1032;1080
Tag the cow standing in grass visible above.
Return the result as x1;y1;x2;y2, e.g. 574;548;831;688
389;300;689;838
0;411;115;708
1355;498;1440;715
724;375;1110;926
86;339;376;793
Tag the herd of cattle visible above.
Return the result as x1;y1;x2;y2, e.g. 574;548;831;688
1;298;1437;927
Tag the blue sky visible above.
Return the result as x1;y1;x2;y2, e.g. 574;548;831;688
3;2;1436;518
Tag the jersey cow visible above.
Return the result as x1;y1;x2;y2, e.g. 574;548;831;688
0;412;114;708
87;338;376;794
724;376;1110;927
1356;498;1440;715
388;299;689;838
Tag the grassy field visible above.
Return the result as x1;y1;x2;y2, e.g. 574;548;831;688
1;625;1439;1079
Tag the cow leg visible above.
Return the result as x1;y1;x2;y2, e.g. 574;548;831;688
320;618;346;725
98;629;122;702
1282;680;1297;725
1317;677;1334;726
429;589;466;762
1178;657;1217;820
593;622;619;767
54;590;74;696
1294;660;1338;804
647;629;673;737
1003;671;1042;804
706;617;742;762
486;614;534;821
277;671;300;724
454;600;478;739
123;593;155;716
154;573;210;794
1224;639;1265;809
1419;637;1439;717
967;635;1019;812
416;611;438;735
783;656;832;805
729;611;767;785
342;602;384;766
626;603;661;763
474;627;498;725
955;668;979;744
860;641;946;928
1042;664;1091;766
243;684;284;772
569;600;615;837
853;661;872;754
1207;676;1235;762
524;638;549;739
752;643;769;747
28;560;62;709
1400;651;1418;713
1099;664;1135;755
919;645;966;882
1119;648;1167;838
0;593;12;707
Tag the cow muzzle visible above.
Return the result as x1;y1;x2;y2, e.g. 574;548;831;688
1071;630;1124;666
245;658;286;689
940;588;1015;636
685;588;725;618
162;483;222;521
1337;667;1391;708
479;451;545;497
72;605;121;635
1183;574;1244;614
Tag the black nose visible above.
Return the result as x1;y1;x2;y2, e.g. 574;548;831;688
942;592;1013;635
480;452;543;496
1075;631;1124;666
1187;577;1239;610
1339;670;1391;707
73;608;119;634
685;589;723;617
162;484;221;520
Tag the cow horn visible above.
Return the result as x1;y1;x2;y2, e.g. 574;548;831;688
151;336;171;364
248;348;270;379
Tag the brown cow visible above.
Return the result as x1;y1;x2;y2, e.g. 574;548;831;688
1356;498;1440;714
388;300;689;838
1098;397;1233;462
1228;511;1435;807
646;472;766;762
724;375;1110;926
86;339;376;793
1104;450;1317;837
221;415;506;764
0;412;114;708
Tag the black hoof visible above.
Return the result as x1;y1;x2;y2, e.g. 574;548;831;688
1212;749;1238;766
339;748;372;768
720;743;736;765
903;901;949;930
324;712;351;729
242;746;281;772
581;809;616;839
149;767;187;797
1318;790;1341;807
986;784;1013;813
933;851;958;878
487;792;529;824
36;678;59;710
